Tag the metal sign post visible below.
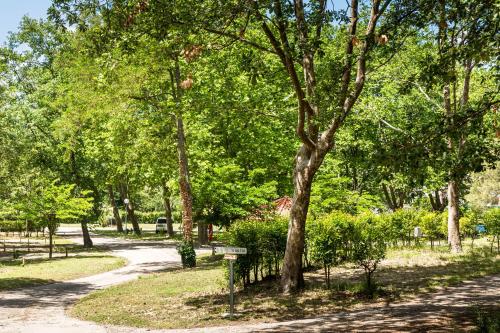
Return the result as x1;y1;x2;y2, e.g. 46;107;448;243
229;257;235;318
217;247;247;319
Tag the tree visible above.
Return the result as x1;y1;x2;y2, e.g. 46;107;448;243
427;0;498;252
17;179;93;258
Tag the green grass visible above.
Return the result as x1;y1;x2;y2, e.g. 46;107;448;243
0;254;127;290
69;242;500;330
69;255;226;329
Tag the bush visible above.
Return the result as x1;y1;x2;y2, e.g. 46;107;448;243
483;208;500;253
381;208;421;246
352;213;387;296
307;211;354;288
223;216;288;287
135;211;165;224
177;240;196;268
0;220;25;233
421;212;444;249
460;209;482;248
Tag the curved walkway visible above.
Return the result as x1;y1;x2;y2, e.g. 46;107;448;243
0;233;498;333
0;235;208;333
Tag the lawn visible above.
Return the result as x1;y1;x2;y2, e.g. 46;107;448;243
68;240;500;330
0;254;127;291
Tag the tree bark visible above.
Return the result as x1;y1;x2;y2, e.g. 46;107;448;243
176;114;194;242
81;220;93;248
447;180;462;252
48;227;53;259
107;184;123;232
198;222;208;245
161;180;174;237
281;146;323;293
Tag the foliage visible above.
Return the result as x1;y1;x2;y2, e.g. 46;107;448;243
483;208;500;253
351;213;387;295
223;216;288;287
466;163;500;210
421;212;444;248
177;240;196;268
307;211;354;288
379;208;422;246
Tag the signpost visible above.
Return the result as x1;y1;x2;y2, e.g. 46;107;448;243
215;247;247;319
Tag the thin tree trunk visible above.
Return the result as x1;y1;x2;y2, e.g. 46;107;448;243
118;183;141;235
281;146;322;293
69;151;93;247
49;229;53;259
161;180;174;237
176;114;194;242
447;180;462;253
81;221;93;248
107;184;123;232
382;184;395;211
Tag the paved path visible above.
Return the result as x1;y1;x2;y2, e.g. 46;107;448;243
0;234;208;333
0;232;498;332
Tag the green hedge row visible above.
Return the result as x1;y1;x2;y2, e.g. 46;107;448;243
224;207;500;290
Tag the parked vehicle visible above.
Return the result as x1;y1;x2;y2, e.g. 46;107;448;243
155;217;168;233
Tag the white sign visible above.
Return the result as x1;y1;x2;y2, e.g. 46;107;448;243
215;247;247;255
224;254;238;260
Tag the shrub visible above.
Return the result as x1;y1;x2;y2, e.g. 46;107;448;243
382;208;421;246
177;240;196;268
307;211;354;288
421;212;444;249
223;216;288;287
483;208;500;253
352;213;387;296
0;220;25;233
135;211;164;224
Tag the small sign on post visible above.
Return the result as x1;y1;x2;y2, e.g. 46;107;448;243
215;247;247;255
217;247;247;319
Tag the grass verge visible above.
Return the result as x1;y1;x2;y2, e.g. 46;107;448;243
0;254;127;290
69;244;499;330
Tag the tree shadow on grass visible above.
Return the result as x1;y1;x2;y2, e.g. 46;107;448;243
181;250;499;328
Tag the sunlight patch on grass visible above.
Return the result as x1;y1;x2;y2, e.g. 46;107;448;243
0;254;126;290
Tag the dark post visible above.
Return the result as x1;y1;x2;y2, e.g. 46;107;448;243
229;259;234;318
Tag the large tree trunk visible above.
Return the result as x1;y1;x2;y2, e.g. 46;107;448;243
176;114;194;242
281;146;323;293
107;184;123;232
81;221;93;248
118;183;141;235
447;180;462;252
198;222;208;245
161;180;174;237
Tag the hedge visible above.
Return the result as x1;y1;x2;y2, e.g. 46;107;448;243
223;216;288;287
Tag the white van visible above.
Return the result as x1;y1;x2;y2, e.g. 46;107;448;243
155;217;168;233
